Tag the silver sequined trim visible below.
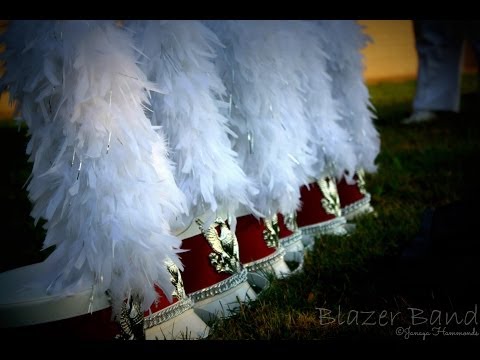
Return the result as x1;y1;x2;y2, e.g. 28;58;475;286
280;230;303;248
189;268;249;303
341;193;373;218
243;246;287;273
143;297;194;330
299;216;347;236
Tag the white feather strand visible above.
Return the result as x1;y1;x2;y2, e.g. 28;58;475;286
1;20;187;315
127;20;259;226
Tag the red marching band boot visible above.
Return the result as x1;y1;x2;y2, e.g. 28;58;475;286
0;259;210;340
178;214;257;323
336;169;374;220
234;208;291;290
296;176;348;249
0;261;119;340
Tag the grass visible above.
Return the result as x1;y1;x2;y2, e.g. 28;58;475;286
206;75;480;342
1;75;479;343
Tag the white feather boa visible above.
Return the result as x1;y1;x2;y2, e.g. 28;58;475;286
126;20;258;229
269;20;357;183
315;20;381;176
206;20;317;217
1;20;187;314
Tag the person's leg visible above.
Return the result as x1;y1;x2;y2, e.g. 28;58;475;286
412;20;464;113
464;21;480;99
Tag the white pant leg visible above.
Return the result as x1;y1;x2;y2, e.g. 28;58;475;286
465;20;480;61
413;21;464;113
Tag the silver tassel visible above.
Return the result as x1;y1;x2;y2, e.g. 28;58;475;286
247;131;254;154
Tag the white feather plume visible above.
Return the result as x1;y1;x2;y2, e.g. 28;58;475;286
126;20;258;227
206;20;317;217
286;20;358;182
1;20;187;314
315;20;381;176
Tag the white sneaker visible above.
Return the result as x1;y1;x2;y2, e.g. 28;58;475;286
401;110;437;124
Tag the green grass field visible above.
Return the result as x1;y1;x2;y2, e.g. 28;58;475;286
1;76;479;343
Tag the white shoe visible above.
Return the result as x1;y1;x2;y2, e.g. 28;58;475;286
401;110;437;124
